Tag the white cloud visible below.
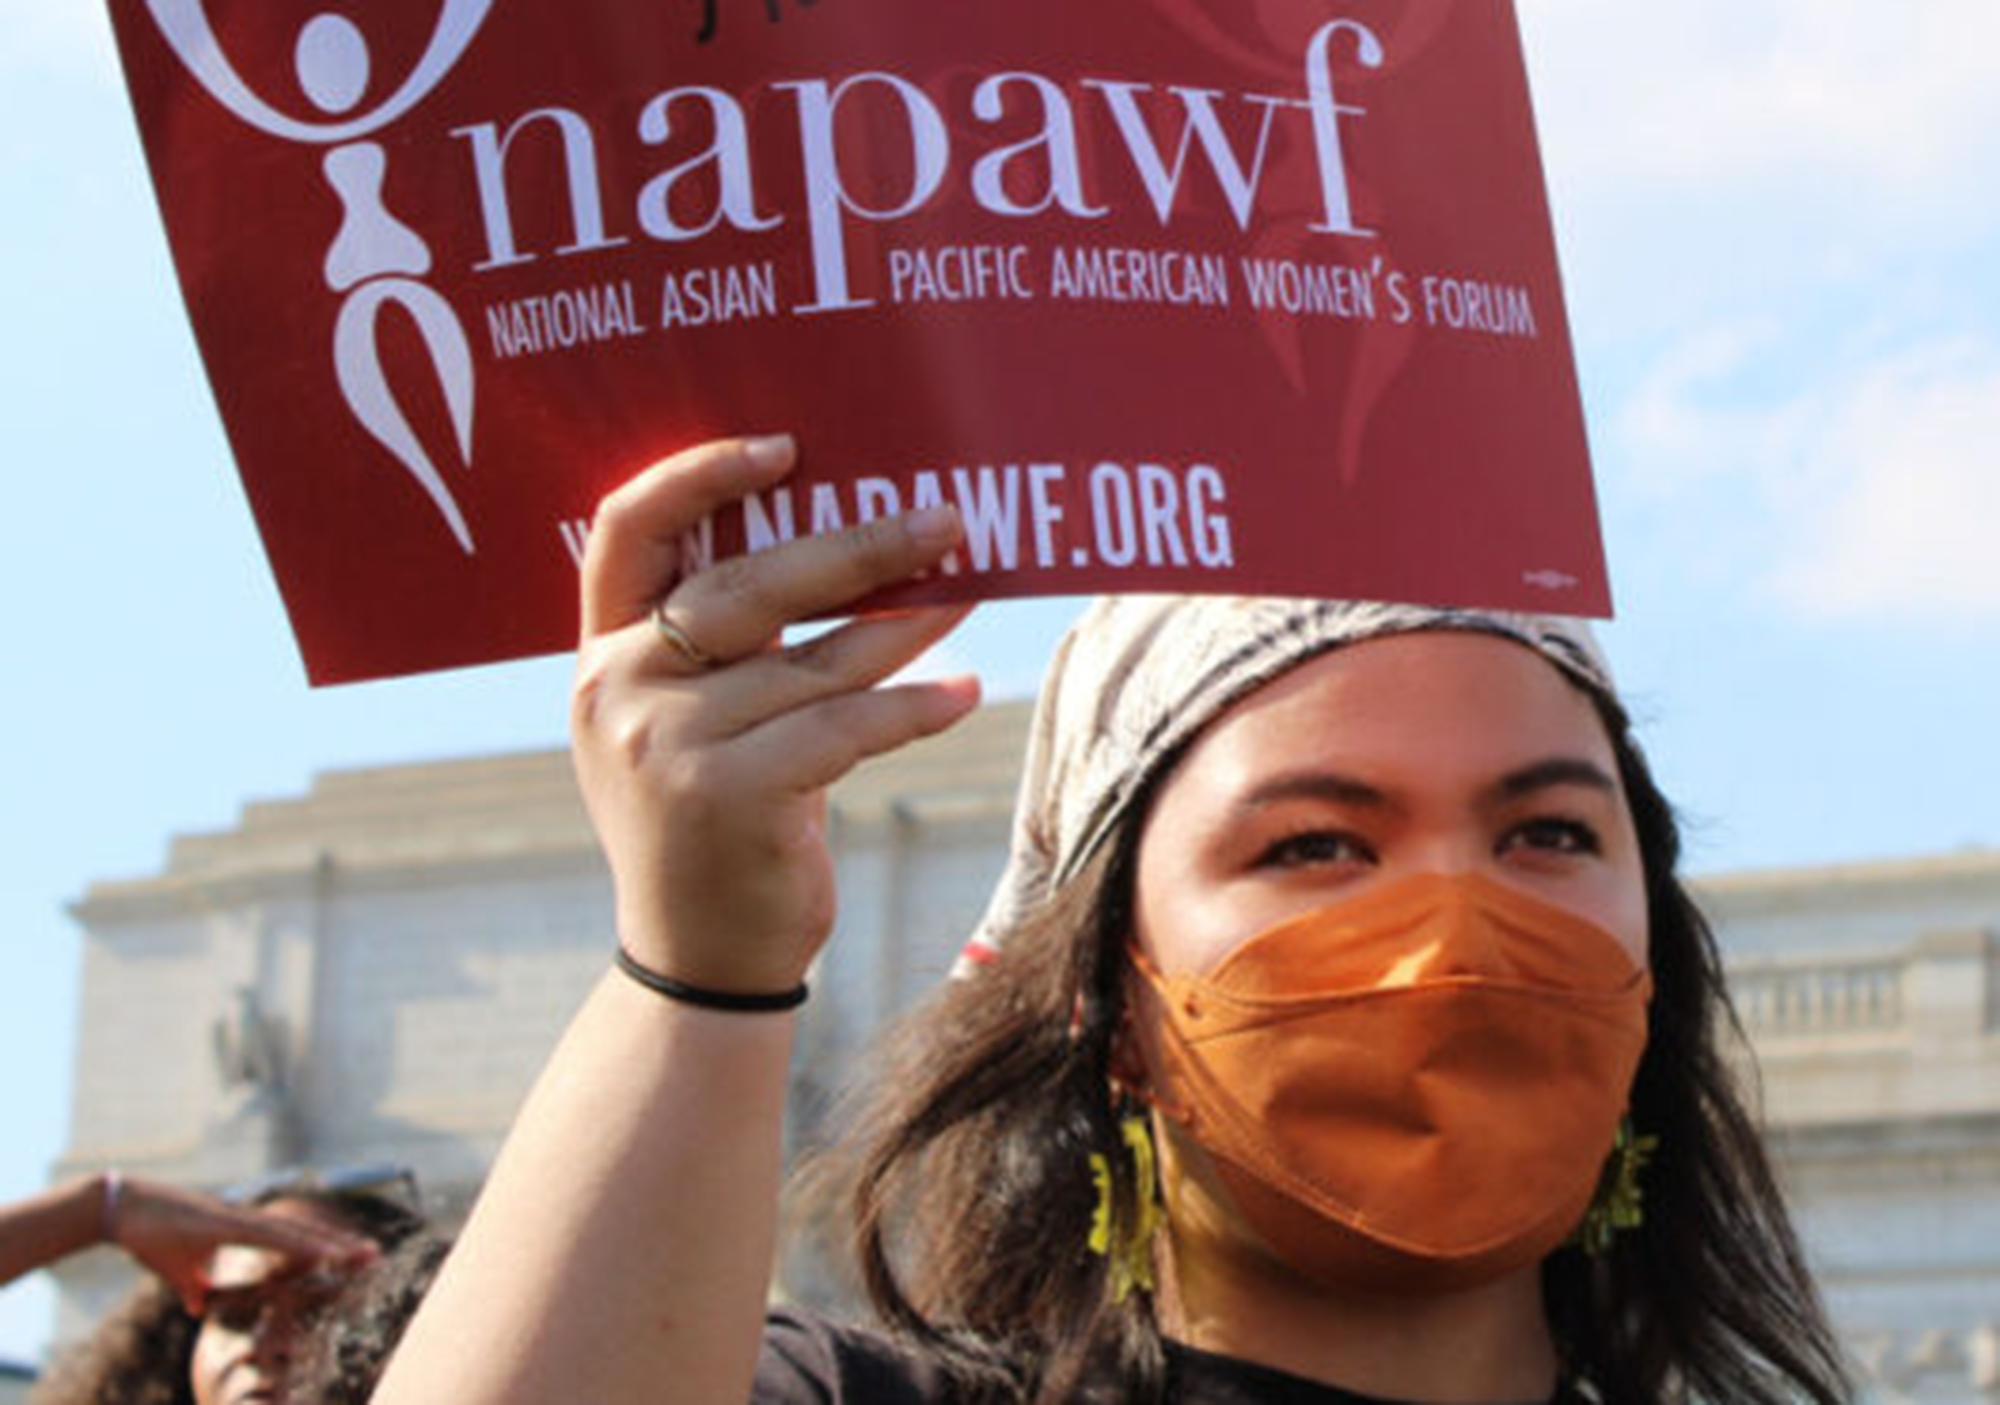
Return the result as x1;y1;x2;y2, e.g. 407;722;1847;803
1522;0;2000;212
1615;334;2000;623
1767;343;2000;621
1613;321;1803;492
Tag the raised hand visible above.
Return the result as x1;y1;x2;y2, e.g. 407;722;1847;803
0;1174;373;1311
570;433;979;996
107;1177;375;1312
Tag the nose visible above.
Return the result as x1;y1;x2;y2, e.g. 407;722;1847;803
1419;880;1520;979
248;1302;295;1373
1397;834;1489;883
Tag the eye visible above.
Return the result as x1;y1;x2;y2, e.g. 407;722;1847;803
203;1293;264;1333
1499;816;1602;858
1254;828;1377;870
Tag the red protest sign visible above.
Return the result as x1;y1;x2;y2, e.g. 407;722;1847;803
109;0;1607;685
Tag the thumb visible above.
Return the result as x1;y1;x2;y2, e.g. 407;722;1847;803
172;1266;212;1318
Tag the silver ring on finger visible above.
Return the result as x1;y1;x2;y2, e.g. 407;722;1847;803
651;600;719;671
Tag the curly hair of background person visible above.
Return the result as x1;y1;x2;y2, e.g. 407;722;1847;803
286;1228;455;1405
29;1277;199;1405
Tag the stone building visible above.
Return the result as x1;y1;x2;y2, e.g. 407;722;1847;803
1711;856;2000;1400
51;701;2000;1401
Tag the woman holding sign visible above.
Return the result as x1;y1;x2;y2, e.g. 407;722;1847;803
373;437;1851;1405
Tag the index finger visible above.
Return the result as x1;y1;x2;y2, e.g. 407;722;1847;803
166;1214;376;1313
581;434;798;638
207;1206;376;1264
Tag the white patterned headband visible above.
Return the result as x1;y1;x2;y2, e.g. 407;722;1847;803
959;595;1616;972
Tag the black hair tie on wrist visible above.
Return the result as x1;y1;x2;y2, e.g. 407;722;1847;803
614;947;809;1013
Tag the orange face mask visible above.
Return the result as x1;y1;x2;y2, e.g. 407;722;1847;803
1130;872;1652;1296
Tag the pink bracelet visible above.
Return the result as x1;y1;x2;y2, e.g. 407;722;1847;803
100;1171;124;1242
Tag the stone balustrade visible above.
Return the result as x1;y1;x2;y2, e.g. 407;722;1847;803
1730;949;1910;1042
1723;926;1997;1055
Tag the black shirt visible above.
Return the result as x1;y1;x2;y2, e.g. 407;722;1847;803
755;1308;1592;1405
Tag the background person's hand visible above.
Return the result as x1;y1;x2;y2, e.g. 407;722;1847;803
104;1175;375;1312
571;434;979;997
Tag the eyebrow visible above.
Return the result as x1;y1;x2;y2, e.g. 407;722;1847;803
1237;771;1394;812
1489;757;1621;802
1234;756;1619;814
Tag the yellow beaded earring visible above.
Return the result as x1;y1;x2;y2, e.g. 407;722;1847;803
1088;1112;1165;1302
1574;1117;1660;1256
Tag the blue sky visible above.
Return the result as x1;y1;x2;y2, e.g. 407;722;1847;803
2;0;1995;1363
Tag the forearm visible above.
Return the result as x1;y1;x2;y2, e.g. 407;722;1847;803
385;436;976;1404
373;971;796;1405
0;1176;108;1288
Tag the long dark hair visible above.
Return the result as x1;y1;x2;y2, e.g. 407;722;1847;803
813;687;1855;1404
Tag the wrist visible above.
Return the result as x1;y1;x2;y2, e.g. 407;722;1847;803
612;903;816;999
613;947;809;1013
97;1171;124;1245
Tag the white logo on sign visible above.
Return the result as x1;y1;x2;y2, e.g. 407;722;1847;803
146;1;496;553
